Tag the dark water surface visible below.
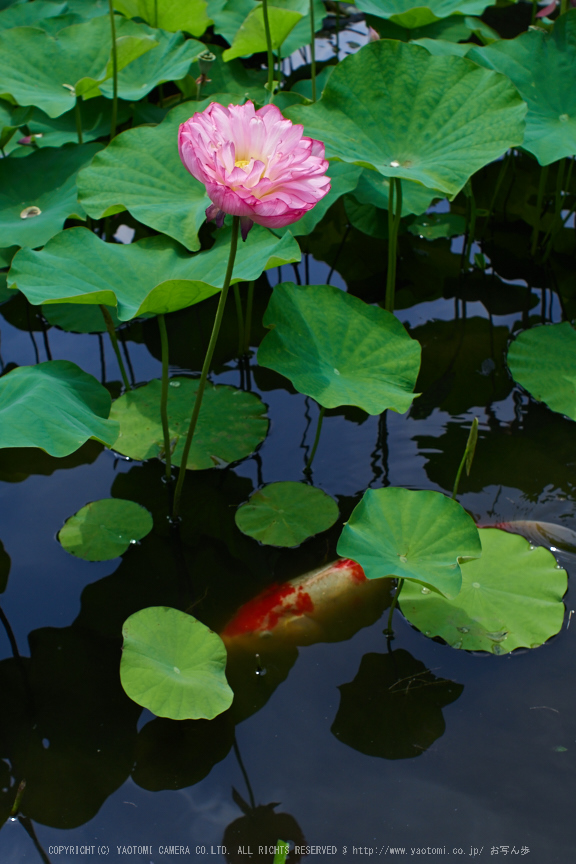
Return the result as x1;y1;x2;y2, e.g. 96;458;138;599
0;240;574;864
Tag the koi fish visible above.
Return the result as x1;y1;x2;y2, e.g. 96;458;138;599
481;520;576;553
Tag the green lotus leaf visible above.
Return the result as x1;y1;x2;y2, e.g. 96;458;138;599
59;498;153;561
0;360;119;455
77;100;239;251
42;302;121;333
344;196;388;239
223;5;303;61
337;487;482;598
408;212;466;239
0;100;31;150
0;17;158;117
10;224;300;320
275;162;363;237
235;481;339;547
415;36;473;57
185;45;267;103
507;322;576;422
120;606;233;720
285;40;526;198
258;283;421;413
468;10;576;165
110;378;268;469
400;528;567;652
366;13;497;43
0;1;67;31
356;0;489;27
113;0;211;37
209;0;321;55
0;540;10;593
0;143;101;250
206;0;255;45
352;167;439;217
21;98;131;150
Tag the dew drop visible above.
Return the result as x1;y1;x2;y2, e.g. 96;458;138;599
425;630;431;636
390;160;400;167
173;666;180;674
421;586;430;594
529;544;536;550
129;539;137;545
472;582;480;589
457;626;470;634
20;205;41;219
452;640;463;650
560;113;569;123
399;555;408;563
169;381;181;388
333;368;340;376
550;546;558;552
491;643;505;655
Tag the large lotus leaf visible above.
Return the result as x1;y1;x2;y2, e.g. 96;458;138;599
59;498;154;561
468;11;576;166
42;302;120;332
258;283;421;413
366;12;497;42
0;142;101;249
113;0;211;37
77;99;231;250
285;41;526;198
223;5;303;61
507;322;576;422
0;17;158;117
208;0;320;54
22;98;131;150
99;26;205;102
235;481;339;547
356;0;489;27
10;224;300;319
120;606;233;720
0;360;119;455
400;528;567;653
352;167;439;217
110;378;268;469
0;99;31;149
337;487;482;598
331;649;463;759
0;1;67;30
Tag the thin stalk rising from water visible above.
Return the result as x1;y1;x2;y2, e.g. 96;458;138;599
74;96;83;144
385;177;402;313
304;404;325;474
100;305;131;391
172;216;240;519
310;0;317;102
385;578;404;636
233;283;245;357
452;416;479;500
243;280;255;355
158;314;172;481
262;0;275;102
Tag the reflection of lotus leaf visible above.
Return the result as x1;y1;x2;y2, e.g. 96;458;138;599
400;528;567;653
332;649;463;759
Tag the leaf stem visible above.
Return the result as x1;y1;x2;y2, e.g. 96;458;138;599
74;96;83;144
158;314;172;481
452;416;479;500
531;163;549;256
107;0;118;139
385;577;404;636
262;0;275;103
233;283;245;357
304;404;325;473
172;216;240;519
310;0;317;102
385;177;402;313
100;305;131;391
243;280;255;355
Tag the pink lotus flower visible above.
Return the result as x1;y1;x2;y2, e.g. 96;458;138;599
178;100;331;240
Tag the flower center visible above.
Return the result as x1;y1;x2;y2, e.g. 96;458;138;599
235;159;251;170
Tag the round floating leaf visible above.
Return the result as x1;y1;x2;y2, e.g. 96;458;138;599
59;498;153;561
77;101;227;251
507;322;576;422
0;143;101;250
285;40;526;198
10;224;300;320
110;378;268;469
258;282;421;414
120;606;233;720
468;10;576;165
337;487;482;598
42;302;120;333
235;481;339;547
0;540;10;593
400;528;567;653
0;360;119;455
356;0;489;27
223;6;303;61
113;0;211;37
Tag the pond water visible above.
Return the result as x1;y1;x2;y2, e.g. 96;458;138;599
0;202;574;864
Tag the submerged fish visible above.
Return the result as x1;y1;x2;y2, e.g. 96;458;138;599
486;520;576;553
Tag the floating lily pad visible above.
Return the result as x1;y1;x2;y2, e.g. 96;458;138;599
120;606;233;720
113;0;211;37
42;302;121;333
235;482;339;547
0;540;10;593
286;40;526;198
0;142;101;250
223;5;303;62
258;283;421;414
331;649;464;759
0;17;157;117
507;322;576;422
10;224;300;320
59;498;153;561
356;0;490;27
400;528;567;652
0;360;119;455
110;378;268;469
408;212;466;239
337;487;482;598
469;10;576;166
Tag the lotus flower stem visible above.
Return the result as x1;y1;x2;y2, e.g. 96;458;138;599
243;280;255;355
385;577;404;636
172;216;241;519
385;177;402;313
233;284;245;358
74;96;83;144
262;0;275;102
100;305;131;391
310;0;317;102
107;0;118;139
158;314;172;481
305;404;325;473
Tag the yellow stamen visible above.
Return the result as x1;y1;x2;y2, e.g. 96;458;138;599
235;159;251;170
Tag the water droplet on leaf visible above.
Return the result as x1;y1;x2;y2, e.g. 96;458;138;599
20;205;41;219
169;381;181;388
421;586;430;594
